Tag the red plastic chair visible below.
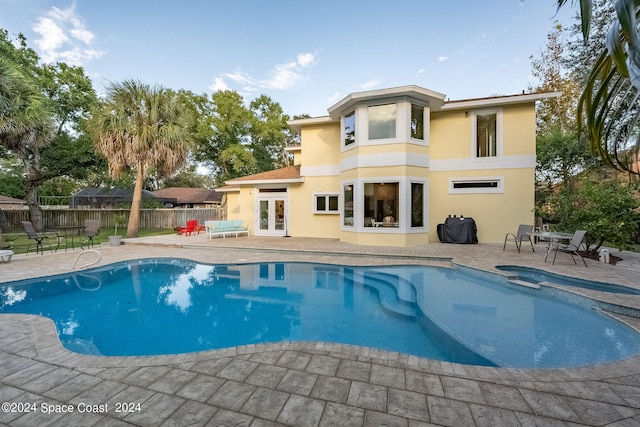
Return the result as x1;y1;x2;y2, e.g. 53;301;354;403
178;219;198;236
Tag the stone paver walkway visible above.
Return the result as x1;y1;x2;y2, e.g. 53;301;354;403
0;235;639;426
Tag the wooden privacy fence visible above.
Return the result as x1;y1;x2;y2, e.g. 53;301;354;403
3;208;225;231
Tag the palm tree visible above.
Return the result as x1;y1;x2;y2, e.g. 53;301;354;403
0;58;55;231
87;80;191;237
558;0;640;174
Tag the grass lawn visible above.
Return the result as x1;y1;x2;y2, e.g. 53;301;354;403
1;228;174;255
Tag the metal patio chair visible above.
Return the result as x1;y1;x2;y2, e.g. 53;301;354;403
503;224;535;253
552;229;588;267
21;221;60;255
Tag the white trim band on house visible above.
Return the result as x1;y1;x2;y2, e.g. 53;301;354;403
429;155;535;171
341;153;429;171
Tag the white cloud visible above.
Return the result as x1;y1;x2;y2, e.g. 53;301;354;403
437;56;449;62
418;68;426;74
210;51;319;93
359;79;381;90
210;77;230;92
32;4;103;65
326;92;342;106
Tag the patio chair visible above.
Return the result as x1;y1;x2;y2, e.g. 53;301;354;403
552;229;588;267
21;221;60;255
178;219;198;236
503;224;535;253
79;219;101;249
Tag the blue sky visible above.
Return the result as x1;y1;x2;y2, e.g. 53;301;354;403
1;1;576;117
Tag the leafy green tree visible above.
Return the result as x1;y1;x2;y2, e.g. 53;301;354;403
557;0;640;174
0;156;25;198
219;143;258;179
250;95;293;170
0;29;101;228
162;164;216;189
529;23;583;132
87;80;192;237
547;174;639;251
0;57;55;230
188;90;296;184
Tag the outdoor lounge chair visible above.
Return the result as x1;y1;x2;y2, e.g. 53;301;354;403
79;219;100;249
552;229;588;267
178;219;199;236
503;224;535;253
0;250;13;263
21;221;59;255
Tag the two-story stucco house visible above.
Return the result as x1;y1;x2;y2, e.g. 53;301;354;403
218;85;558;247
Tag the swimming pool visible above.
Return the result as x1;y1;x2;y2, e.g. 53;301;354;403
1;259;638;368
497;265;640;295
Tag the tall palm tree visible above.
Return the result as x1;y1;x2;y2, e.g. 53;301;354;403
87;80;191;237
558;0;640;174
0;58;55;230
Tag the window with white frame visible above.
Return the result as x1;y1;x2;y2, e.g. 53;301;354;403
448;177;504;194
368;104;396;140
410;182;424;227
313;193;339;214
344;111;356;146
411;104;424;140
472;110;501;158
343;184;354;226
363;182;399;227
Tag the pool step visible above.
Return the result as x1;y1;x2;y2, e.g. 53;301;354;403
339;272;417;317
508;279;540;290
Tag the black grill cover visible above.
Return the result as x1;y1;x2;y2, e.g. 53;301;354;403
437;217;478;244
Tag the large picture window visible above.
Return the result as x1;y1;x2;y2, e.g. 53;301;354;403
368;104;396;140
363;182;399;227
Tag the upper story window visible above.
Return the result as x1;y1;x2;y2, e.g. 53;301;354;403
344;111;356;146
473;111;500;157
368;104;396;140
411;104;424;140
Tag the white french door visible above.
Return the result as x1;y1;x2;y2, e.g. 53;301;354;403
255;196;287;236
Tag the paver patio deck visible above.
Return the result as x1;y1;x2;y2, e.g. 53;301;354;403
0;234;639;426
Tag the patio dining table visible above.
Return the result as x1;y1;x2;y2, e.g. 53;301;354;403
53;225;85;251
527;231;575;263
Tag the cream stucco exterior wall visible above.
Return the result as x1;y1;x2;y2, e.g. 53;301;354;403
223;86;552;247
428;103;536;243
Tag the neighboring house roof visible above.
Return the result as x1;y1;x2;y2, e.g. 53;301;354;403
225;165;303;185
0;195;26;205
152;187;222;204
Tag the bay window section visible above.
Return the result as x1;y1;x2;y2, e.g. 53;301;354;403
343;184;354;226
411;104;424;140
344;111;356;146
363;182;399;227
368;104;396;140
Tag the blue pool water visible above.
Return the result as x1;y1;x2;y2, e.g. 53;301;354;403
1;259;639;368
497;265;640;295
